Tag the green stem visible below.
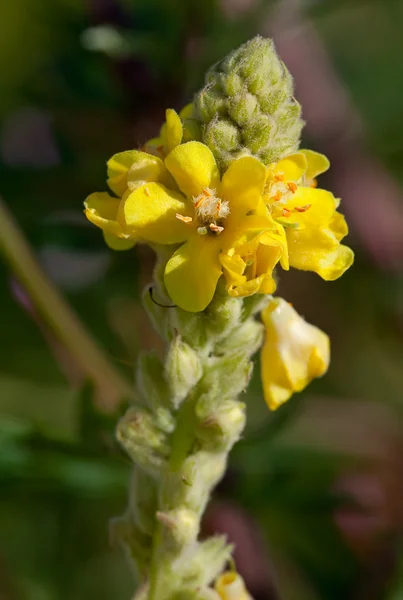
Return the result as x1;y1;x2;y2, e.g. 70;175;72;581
0;196;134;410
148;393;199;600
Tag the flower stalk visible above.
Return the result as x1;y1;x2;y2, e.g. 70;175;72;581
83;35;353;599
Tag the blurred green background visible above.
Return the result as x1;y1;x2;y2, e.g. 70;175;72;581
1;0;403;599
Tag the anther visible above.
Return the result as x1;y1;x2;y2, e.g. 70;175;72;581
287;182;298;193
157;144;164;155
282;208;292;217
209;223;224;234
274;173;285;182
272;191;282;202
176;213;193;223
295;204;311;213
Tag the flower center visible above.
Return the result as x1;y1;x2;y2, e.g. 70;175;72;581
265;172;311;220
176;187;230;235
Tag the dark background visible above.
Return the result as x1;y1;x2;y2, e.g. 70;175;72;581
1;1;403;599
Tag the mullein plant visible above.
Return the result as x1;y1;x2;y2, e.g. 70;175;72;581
84;37;353;600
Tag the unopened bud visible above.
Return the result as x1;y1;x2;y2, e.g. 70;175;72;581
156;507;199;549
196;399;245;451
165;335;203;407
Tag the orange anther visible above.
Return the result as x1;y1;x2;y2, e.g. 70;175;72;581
157;145;164;155
282;208;291;217
209;223;224;233
287;181;298;193
295;204;311;213
194;196;206;208
203;188;213;197
274;173;285;182
176;213;193;224
272;191;282;202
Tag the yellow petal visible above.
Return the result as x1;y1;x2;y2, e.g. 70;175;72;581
287;226;354;280
165;141;220;199
282;187;338;229
300;149;330;179
143;136;164;158
121;182;191;245
261;298;330;410
103;231;136;251
107;150;171;196
165;108;183;152
220;156;267;216
269;152;307;183
84;192;124;237
164;235;222;312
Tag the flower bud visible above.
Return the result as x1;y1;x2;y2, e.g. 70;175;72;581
165;335;203;407
116;407;169;475
156;507;199;549
195;398;246;452
194;36;303;171
201;353;252;401
180;536;233;588
128;468;158;536
215;319;264;357
261;297;330;410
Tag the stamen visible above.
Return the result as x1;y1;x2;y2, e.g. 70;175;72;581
295;204;311;213
274;173;285;182
287;182;298;193
176;213;193;223
310;179;318;188
209;223;224;234
157;144;164;155
282;208;292;217
272;191;283;202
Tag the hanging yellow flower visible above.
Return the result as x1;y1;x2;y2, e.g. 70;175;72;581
261;297;330;410
263;150;354;280
215;572;253;600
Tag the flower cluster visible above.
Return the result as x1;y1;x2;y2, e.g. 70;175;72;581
84;106;353;410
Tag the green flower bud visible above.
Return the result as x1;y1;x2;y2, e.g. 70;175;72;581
109;515;152;577
171;588;221;600
195;398;245;451
156;507;199;549
129;468;158;536
117;407;169;475
137;352;167;407
215;319;264;357
201;352;253;400
165;335;203;407
180;536;233;588
194;36;303;171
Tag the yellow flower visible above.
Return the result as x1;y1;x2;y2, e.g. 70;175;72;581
215;572;252;600
261;297;330;410
84;150;175;250
143;104;196;158
263;150;354;280
120;141;283;312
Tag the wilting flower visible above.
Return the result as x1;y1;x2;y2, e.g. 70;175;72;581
261;297;330;410
215;571;252;600
143;104;198;158
263;150;354;280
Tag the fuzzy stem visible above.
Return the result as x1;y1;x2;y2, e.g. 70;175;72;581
0;196;134;410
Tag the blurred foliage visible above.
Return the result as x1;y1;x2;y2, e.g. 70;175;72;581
1;0;403;599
